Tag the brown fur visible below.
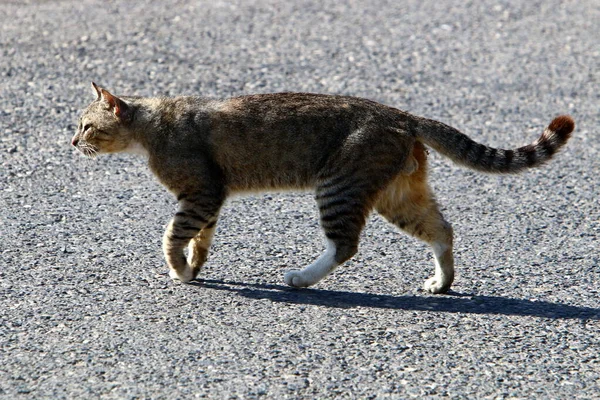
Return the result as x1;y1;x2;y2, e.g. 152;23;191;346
72;83;574;293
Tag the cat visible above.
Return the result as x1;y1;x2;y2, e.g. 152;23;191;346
72;82;574;294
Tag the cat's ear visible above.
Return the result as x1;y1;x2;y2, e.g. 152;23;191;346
100;88;132;123
91;82;101;100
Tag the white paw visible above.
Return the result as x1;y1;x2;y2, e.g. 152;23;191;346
169;266;195;283
284;270;312;288
423;276;450;294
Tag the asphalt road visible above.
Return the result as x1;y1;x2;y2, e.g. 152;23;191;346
1;0;599;398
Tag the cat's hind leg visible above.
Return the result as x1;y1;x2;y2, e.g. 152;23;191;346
164;193;223;283
284;127;415;288
375;143;455;294
284;238;342;288
284;178;373;288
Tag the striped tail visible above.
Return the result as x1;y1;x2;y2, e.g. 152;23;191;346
415;115;574;173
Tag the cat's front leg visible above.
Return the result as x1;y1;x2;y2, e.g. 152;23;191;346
163;196;222;283
186;220;218;277
163;218;197;283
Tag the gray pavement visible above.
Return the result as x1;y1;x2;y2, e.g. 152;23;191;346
1;0;599;398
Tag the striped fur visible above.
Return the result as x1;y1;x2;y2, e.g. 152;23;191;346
416;115;574;173
73;84;574;293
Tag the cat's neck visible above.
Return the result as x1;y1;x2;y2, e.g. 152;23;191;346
123;97;160;158
123;140;149;157
124;96;210;159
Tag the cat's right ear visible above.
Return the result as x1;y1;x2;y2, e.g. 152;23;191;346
99;88;132;123
91;82;101;100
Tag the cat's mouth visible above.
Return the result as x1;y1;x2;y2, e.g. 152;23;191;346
73;142;99;158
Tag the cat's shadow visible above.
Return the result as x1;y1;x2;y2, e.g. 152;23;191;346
188;279;599;320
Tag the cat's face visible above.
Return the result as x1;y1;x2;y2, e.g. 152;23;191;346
71;83;134;157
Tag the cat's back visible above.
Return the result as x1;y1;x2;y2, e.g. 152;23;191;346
205;93;407;190
152;92;404;140
208;92;404;147
215;92;392;122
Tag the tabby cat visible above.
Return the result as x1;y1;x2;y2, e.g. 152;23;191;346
72;83;574;294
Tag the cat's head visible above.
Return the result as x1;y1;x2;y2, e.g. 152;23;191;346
71;83;135;157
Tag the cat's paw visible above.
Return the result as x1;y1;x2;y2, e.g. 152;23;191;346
169;266;195;283
423;277;451;294
284;270;311;288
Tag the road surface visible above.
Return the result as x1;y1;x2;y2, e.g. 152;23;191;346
1;0;599;398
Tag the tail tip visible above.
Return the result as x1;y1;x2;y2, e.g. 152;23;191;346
548;115;575;139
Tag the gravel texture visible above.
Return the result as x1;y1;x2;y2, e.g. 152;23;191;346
1;0;599;398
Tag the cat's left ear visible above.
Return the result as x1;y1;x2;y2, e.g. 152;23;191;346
91;82;101;100
100;88;132;123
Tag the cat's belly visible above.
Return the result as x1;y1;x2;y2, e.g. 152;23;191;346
224;164;317;192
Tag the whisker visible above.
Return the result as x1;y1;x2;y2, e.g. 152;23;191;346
76;143;99;159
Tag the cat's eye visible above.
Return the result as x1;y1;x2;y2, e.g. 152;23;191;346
83;124;92;133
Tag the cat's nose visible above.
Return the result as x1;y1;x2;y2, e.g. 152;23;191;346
71;137;79;147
